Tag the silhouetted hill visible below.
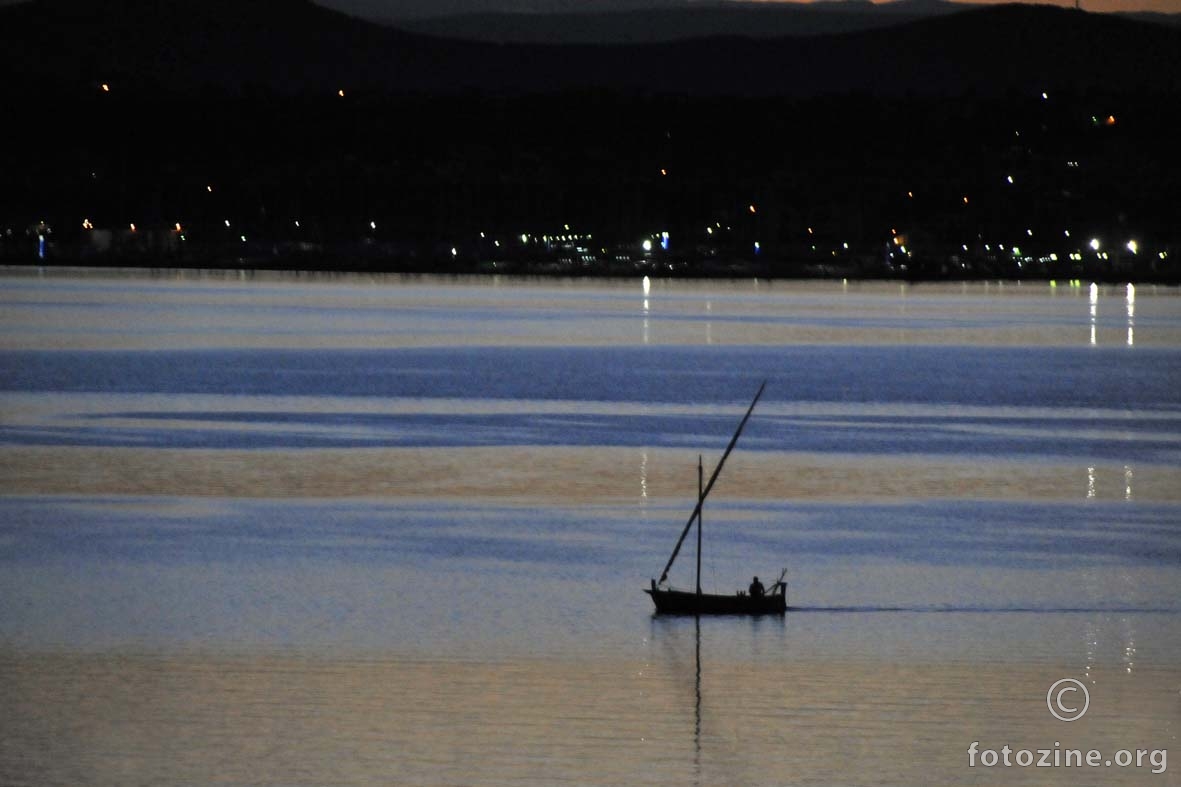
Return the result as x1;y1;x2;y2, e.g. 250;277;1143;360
1120;11;1181;28
391;0;975;43
0;0;429;96
317;0;702;22
1;0;1178;98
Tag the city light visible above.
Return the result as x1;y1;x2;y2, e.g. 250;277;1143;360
1127;240;1138;254
129;223;136;232
1007;175;1014;184
748;204;756;214
338;89;345;97
642;239;653;252
1090;238;1101;251
101;83;110;92
82;219;93;230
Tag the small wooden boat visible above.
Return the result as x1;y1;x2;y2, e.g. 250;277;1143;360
645;381;787;615
646;578;786;615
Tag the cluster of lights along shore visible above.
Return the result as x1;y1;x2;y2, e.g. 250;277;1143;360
7;85;1169;268
20;214;1162;269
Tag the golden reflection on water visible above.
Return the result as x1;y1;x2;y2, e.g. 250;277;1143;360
3;446;1179;502
1;651;1174;786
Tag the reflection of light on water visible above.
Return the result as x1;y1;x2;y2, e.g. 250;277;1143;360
1084;619;1097;682
640;450;649;502
1089;282;1098;346
1125;465;1133;501
705;300;712;345
1086;466;1096;499
641;277;650;344
1127;283;1135;347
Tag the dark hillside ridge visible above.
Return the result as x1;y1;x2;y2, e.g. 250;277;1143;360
388;0;972;43
1;0;1179;97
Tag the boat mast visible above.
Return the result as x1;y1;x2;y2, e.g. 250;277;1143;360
657;381;766;586
696;454;703;597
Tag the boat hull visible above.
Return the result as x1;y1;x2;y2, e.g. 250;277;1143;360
645;586;786;616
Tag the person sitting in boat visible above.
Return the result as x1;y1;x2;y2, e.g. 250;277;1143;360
749;576;765;598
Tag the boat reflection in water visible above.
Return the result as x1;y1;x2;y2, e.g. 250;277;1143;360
645;381;788;616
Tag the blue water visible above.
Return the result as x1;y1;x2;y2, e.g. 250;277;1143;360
1;278;1179;663
3;276;1180;787
2;346;1179;465
2;345;1177;407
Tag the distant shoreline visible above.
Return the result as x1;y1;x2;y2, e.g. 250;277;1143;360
4;260;1178;286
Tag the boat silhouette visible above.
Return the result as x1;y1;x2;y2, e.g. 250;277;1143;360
645;381;787;615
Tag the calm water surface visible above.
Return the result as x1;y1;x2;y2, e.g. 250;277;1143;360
1;270;1179;785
